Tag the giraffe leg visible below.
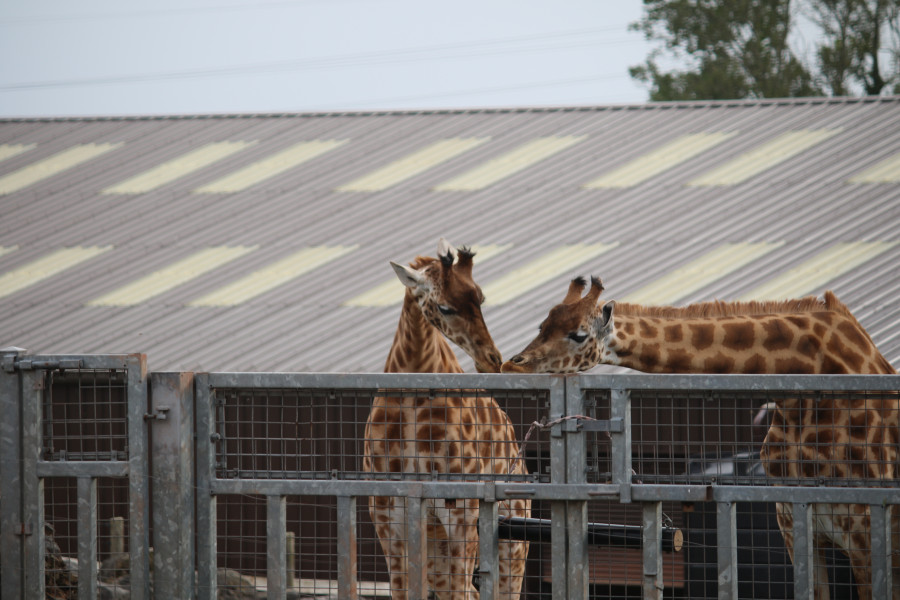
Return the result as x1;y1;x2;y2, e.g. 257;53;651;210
431;498;479;599
497;497;530;598
370;495;410;600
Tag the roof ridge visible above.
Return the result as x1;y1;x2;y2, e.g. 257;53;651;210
3;95;899;123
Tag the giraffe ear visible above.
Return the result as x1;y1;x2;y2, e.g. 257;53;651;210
594;300;615;335
391;261;426;289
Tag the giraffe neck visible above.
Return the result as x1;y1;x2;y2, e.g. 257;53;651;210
600;308;896;375
384;289;463;374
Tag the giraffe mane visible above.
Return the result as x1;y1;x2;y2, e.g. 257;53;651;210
614;291;855;319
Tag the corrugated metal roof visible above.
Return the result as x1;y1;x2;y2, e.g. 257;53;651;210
2;97;899;373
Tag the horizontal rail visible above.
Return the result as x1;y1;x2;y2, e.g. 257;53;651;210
36;461;130;478
498;516;683;553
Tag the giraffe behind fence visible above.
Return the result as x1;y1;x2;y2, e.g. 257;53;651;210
364;238;530;599
503;276;900;600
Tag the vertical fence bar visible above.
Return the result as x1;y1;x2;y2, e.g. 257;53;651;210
549;376;568;600
20;369;45;600
407;491;428;600
642;501;663;600
792;502;814;599
477;494;499;600
609;388;632;503
125;354;150;600
195;373;218;600
0;348;25;600
716;500;738;600
267;495;287;600
150;372;195;599
336;496;358;599
565;376;588;599
870;503;891;598
77;477;98;600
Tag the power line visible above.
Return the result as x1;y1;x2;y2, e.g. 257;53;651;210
0;28;641;92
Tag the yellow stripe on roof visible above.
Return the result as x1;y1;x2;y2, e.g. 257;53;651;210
584;132;736;189
103;141;255;194
0;143;122;194
622;242;784;305
190;245;357;306
483;243;618;306
0;246;17;258
0;143;36;163
337;138;489;192
688;129;840;186
0;246;111;299
433;136;586;191
344;244;512;307
849;153;900;183
739;242;897;301
195;140;347;193
88;246;257;306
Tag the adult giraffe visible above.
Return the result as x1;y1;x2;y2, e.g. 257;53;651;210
363;238;530;599
502;276;899;600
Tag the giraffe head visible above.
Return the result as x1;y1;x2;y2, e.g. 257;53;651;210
502;276;613;373
391;238;503;373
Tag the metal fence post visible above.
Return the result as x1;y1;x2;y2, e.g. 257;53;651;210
406;487;428;600
565;375;588;600
477;487;499;600
125;354;150;600
717;501;738;600
642;501;663;600
77;476;98;600
20;368;46;600
609;388;632;503
336;496;358;599
548;376;568;600
149;372;195;599
194;372;218;600
0;347;26;600
792;502;814;599
267;495;287;600
870;503;892;598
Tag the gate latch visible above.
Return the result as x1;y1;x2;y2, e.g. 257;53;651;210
574;417;624;433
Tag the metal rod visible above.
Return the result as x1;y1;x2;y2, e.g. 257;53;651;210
77;477;98;600
336;496;358;600
266;495;287;600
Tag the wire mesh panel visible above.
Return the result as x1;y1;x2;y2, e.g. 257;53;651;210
208;377;554;598
581;375;900;600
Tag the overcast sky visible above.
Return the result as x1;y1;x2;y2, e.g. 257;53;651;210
0;1;654;117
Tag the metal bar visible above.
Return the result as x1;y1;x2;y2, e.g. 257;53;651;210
870;503;891;598
609;388;632;503
150;372;194;599
125;354;150;600
207;371;561;391
792;502;814;599
550;502;568;600
642;502;663;600
77;477;98;600
477;500;499;600
565;376;588;600
716;500;738;600
36;461;130;478
267;495;287;600
406;493;428;600
577;372;900;391
0;348;25;600
549;375;568;600
20;369;45;600
336;496;358;600
194;373;218;600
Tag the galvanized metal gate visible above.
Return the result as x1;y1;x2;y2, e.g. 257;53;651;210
2;350;899;599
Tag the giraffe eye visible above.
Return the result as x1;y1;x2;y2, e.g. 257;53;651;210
437;304;457;316
568;331;588;344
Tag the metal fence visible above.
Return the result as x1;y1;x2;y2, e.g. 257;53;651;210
1;350;899;599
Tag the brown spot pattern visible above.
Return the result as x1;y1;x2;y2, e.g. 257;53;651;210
722;320;755;351
689;323;716;351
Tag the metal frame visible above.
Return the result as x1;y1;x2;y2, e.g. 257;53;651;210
3;355;899;599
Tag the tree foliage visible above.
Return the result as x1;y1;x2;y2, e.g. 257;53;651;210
630;0;900;100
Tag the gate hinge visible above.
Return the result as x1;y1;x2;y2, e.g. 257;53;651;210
144;406;170;421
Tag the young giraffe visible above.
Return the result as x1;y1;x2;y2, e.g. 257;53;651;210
363;239;530;599
503;276;899;600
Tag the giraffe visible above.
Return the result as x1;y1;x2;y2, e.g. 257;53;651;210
363;238;530;599
502;276;900;600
